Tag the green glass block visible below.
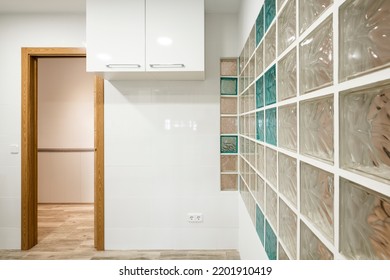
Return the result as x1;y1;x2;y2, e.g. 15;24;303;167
220;77;238;95
256;111;265;141
265;0;276;31
265;64;276;105
220;136;238;154
256;205;265;245
265;220;277;260
256;76;264;108
256;6;264;46
266;108;277;146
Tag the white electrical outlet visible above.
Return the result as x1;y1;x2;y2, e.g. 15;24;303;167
187;213;203;223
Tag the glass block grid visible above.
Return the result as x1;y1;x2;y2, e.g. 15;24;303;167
238;0;390;260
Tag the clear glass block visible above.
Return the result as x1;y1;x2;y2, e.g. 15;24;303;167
256;204;265;245
249;25;256;58
300;95;334;163
266;184;278;230
266;147;277;188
265;0;276;31
278;0;296;55
300;221;333;260
256;6;264;46
299;0;333;34
249;56;255;86
340;83;390;182
220;58;237;76
299;16;333;94
221;97;237;114
256;43;264;78
279;243;289;260
256;110;265;142
248;140;256;167
339;0;390;81
256;76;264;109
220;155;237;172
278;47;297;101
265;220;277;260
279;199;297;259
249;166;257;193
248;84;256;112
255;175;265;210
239;49;244;75
220;135;238;154
256;143;265;176
221;77;238;95
340;178;390;259
265;108;277;146
239;74;244;95
300;162;334;242
278;153;297;206
240;183;256;225
250;113;257;140
278;104;297;152
265;64;276;105
221;116;237;134
264;24;276;69
221;174;238;191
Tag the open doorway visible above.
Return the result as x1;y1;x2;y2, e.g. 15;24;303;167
21;48;104;250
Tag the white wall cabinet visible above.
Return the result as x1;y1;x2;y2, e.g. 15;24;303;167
86;0;204;80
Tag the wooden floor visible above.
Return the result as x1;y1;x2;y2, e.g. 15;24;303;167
0;204;240;260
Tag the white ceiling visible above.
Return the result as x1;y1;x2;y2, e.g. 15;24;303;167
0;0;241;14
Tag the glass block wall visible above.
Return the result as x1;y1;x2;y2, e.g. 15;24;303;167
220;58;239;191
238;0;390;260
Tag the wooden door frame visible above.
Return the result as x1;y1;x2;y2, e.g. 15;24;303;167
21;47;104;250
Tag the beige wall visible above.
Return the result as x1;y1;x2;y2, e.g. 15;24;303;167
38;58;94;203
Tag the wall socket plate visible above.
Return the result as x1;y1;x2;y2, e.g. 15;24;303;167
187;213;203;223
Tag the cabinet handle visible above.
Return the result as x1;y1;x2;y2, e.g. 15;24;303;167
106;64;141;68
149;64;185;68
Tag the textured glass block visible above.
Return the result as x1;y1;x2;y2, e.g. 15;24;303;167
265;64;276;105
278;104;297;151
265;220;277;260
299;0;333;34
221;116;237;134
240;183;256;224
221;174;238;191
340;178;390;259
265;0;276;31
249;25;256;59
279;199;297;259
256;76;264;109
278;153;297;206
278;0;296;55
256;143;265;176
220;58;237;76
300;95;334;163
256;111;265;142
221;136;238;154
256;43;264;78
300;221;333;260
255;175;265;210
248;140;256;167
265;108;277;146
239;49;244;75
264;24;276;69
249;56;255;86
221;97;237;115
250;113;257;140
340;83;390;182
300;17;333;94
248;85;256;112
221;77;238;95
266;184;278;230
220;155;237;172
266;147;277;188
300;162;334;242
340;0;390;81
278;48;297;101
279;243;289;260
256;204;265;245
256;6;264;46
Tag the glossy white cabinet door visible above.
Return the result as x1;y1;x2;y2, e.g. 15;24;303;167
86;0;145;72
145;0;204;73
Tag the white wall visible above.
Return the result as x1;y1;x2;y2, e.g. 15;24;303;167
38;58;94;203
104;13;239;250
0;13;86;249
237;0;268;259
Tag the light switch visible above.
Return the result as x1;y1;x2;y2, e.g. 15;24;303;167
10;144;19;154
